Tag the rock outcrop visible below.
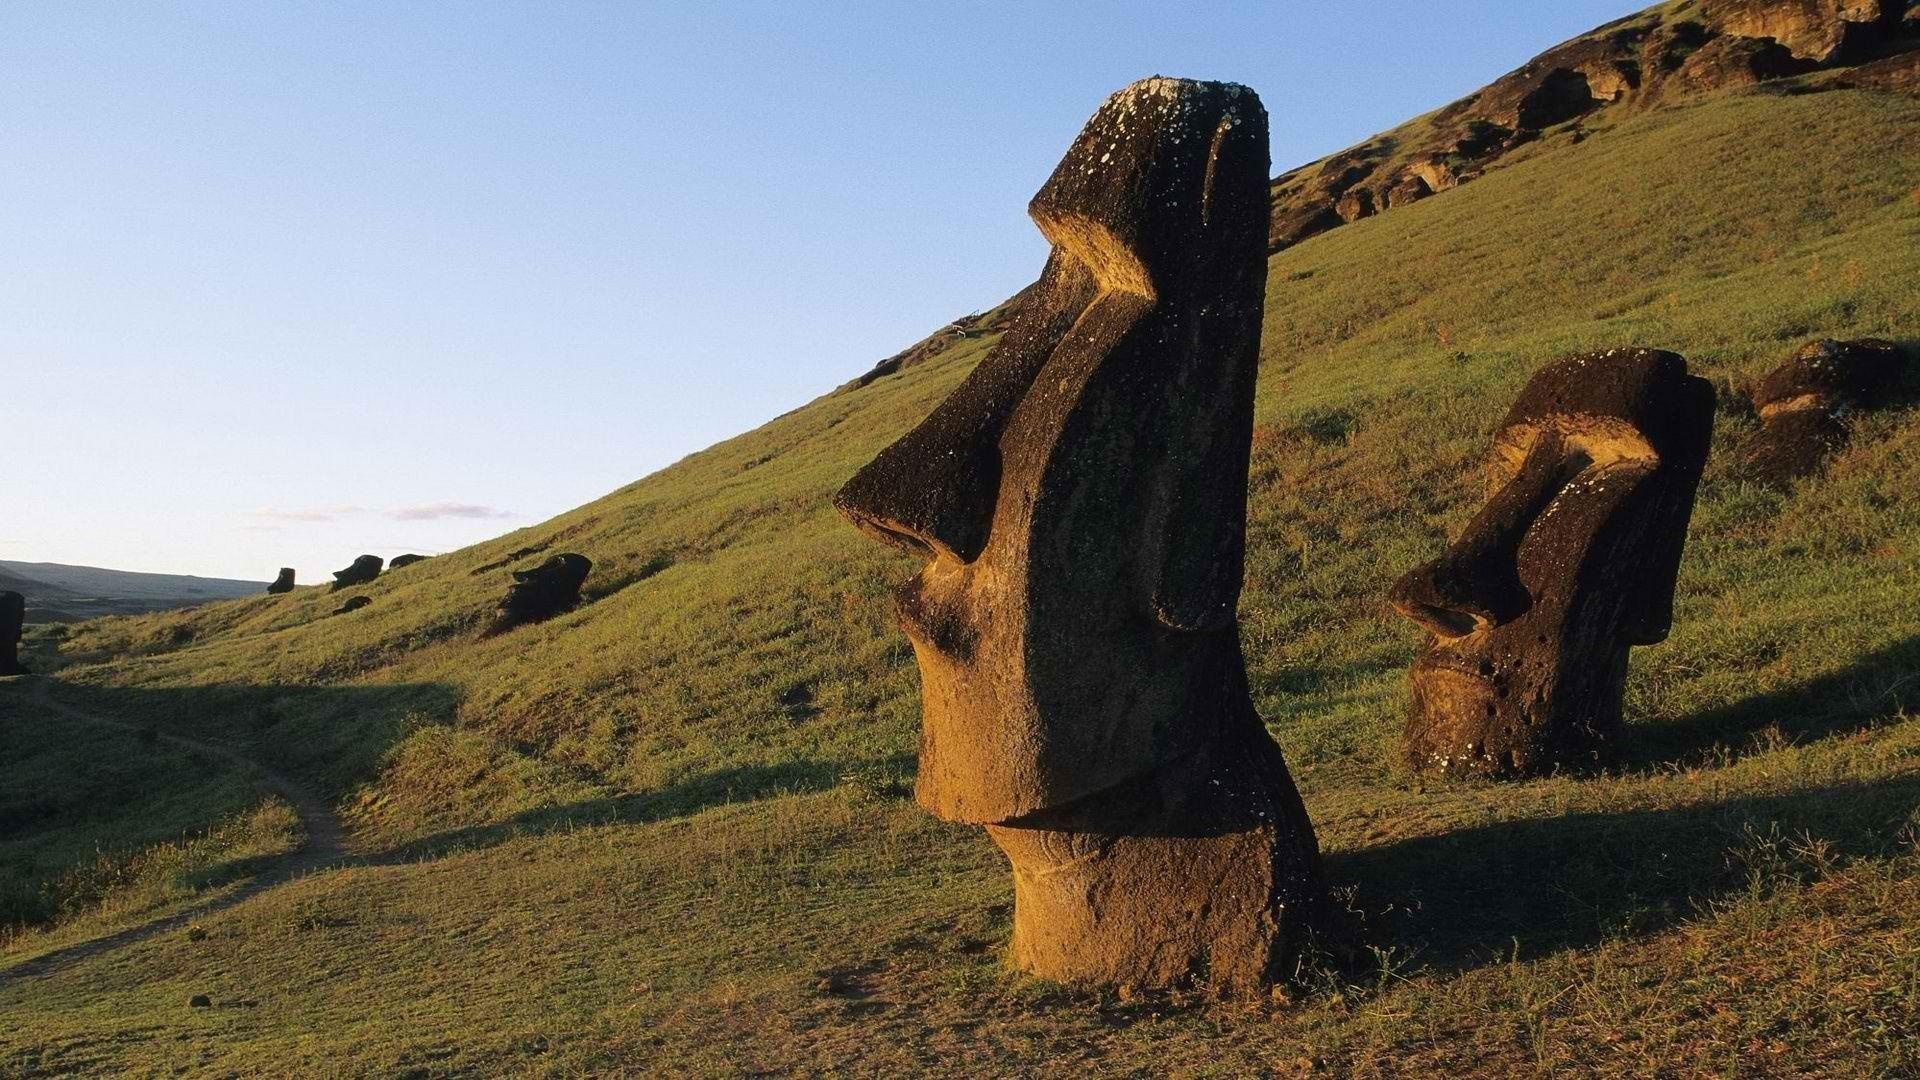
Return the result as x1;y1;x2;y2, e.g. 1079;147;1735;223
329;555;383;592
1741;338;1908;484
266;568;296;594
491;553;592;633
834;78;1323;992
1266;0;1919;252
1390;349;1715;779
0;591;26;675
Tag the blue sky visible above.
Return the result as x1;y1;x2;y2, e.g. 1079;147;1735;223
3;1;1638;581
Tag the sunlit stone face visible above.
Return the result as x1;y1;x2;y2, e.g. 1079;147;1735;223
1390;349;1715;778
833;78;1270;825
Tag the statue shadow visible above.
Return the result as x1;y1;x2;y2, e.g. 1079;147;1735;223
1624;635;1920;770
1330;772;1920;976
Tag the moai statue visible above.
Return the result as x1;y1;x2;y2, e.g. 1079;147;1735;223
1390;349;1715;779
387;554;430;570
491;553;591;633
0;591;25;675
833;78;1322;992
1742;338;1906;485
333;595;372;616
267;568;296;594
330;555;383;592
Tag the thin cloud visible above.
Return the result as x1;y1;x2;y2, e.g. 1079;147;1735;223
386;503;516;522
251;505;367;523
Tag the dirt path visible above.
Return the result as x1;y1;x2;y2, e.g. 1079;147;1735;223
0;678;353;984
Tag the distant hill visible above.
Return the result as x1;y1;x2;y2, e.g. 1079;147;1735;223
0;560;264;622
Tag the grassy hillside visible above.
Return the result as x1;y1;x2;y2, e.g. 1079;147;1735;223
2;74;1918;1074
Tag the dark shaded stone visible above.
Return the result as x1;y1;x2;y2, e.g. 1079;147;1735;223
834;78;1323;993
333;596;371;615
387;554;429;570
329;555;383;593
0;591;25;675
1677;34;1819;88
491;553;591;633
1390;349;1715;780
1742;338;1908;484
188;994;212;1008
266;568;295;595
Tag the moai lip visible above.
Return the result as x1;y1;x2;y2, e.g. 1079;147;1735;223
833;77;1323;993
0;591;25;675
1741;338;1906;486
1390;349;1715;779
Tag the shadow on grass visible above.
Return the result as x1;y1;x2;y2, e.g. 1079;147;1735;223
1627;635;1920;770
371;751;918;865
1331;772;1920;976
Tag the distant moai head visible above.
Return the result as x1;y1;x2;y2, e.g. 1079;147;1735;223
333;595;371;616
835;78;1322;992
267;568;296;594
1390;349;1715;778
387;554;430;570
493;553;592;632
330;555;384;593
1742;338;1906;485
0;590;25;675
834;77;1273;825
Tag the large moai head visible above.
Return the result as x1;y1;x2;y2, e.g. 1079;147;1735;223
835;78;1321;991
0;590;25;676
330;555;383;593
1742;338;1906;485
267;568;296;594
1390;349;1715;778
492;553;592;633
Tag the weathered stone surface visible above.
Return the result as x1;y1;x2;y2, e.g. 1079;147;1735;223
329;555;383;593
1390;349;1715;779
0;591;26;675
1742;338;1907;483
834;78;1322;992
1702;0;1903;62
492;553;591;632
266;568;295;594
333;595;371;615
387;554;429;569
1677;33;1818;88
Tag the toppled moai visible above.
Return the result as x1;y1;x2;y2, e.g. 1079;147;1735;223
387;554;430;570
1741;338;1906;485
833;78;1323;992
0;591;26;675
266;568;296;594
1390;349;1715;779
330;555;383;592
491;553;591;632
333;595;371;616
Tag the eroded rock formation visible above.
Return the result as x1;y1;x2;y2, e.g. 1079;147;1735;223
1390;349;1715;779
834;78;1322;992
0;591;26;675
267;568;296;594
329;555;383;592
492;553;591;632
1742;338;1907;484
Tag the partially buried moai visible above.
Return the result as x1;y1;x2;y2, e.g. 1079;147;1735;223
1741;338;1906;486
1390;349;1715;779
491;553;591;633
330;555;383;592
833;78;1323;992
0;591;25;676
267;568;296;594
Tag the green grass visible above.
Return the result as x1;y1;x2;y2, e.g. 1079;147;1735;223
3;74;1919;1075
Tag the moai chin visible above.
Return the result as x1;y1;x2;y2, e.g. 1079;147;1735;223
0;591;25;676
833;78;1323;992
1390;349;1715;779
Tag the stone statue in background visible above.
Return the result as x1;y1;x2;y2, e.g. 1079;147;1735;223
267;568;296;594
333;595;371;616
1390;349;1715;779
1742;338;1906;485
834;78;1323;992
491;553;592;633
330;555;384;592
0;591;26;675
388;554;430;569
